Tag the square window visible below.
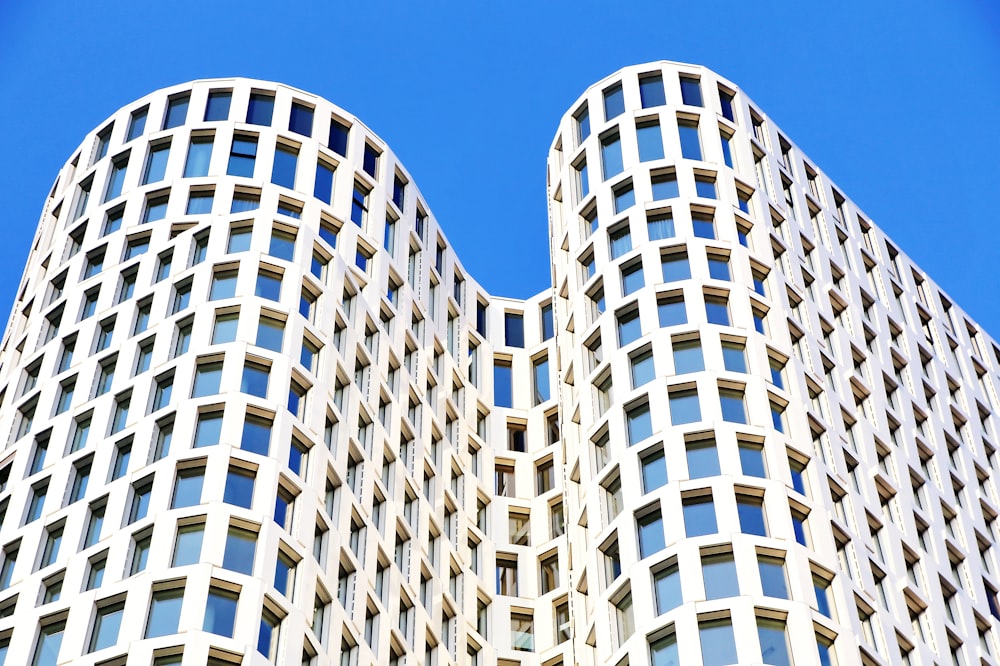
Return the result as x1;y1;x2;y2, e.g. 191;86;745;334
256;316;284;351
241;362;269;398
224;468;255;509
695;176;717;199
601;133;623;180
289;102;314;135
687;440;720;478
758;556;788;598
223;526;256;574
669;389;701;424
673;339;704;374
213;312;239;344
184;136;213;178
708;257;730;281
703;553;739;599
658;296;686;327
647;212;674;240
737;496;767;536
720;388;747;423
145;588;184;639
210;270;238;300
247;93;274;125
739;443;766;477
630;349;655;387
193;361;223;397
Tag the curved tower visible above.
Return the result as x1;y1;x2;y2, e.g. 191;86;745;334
0;63;999;666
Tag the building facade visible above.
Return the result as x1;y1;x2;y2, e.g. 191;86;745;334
0;62;998;666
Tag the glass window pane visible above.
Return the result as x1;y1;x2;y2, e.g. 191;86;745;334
640;75;666;108
203;589;239;637
603;84;624;120
637;121;664;161
654;566;681;614
673;340;704;374
146;589;184;638
670;390;701;424
683;498;717;537
642;450;668;492
703;554;739;599
700;620;737;666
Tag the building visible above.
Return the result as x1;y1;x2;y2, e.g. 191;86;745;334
0;61;999;666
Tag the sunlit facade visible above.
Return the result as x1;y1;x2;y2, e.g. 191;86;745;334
1;63;1000;666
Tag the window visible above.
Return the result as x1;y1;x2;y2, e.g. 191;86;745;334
613;181;635;213
213;311;239;343
617;308;641;346
39;524;63;568
703;552;739;599
662;252;690;282
274;550;296;596
673;338;704;373
757;618;791;666
246;93;274;125
193;361;223;397
658;295;686;327
758;556;788;598
146;588;184;638
695;175;717;199
351;182;369;226
164;94;189;128
574;104;590;143
104;154;128;202
705;294;730;325
601;132;623;180
128;106;148;140
362;143;379;177
737;496;767;536
223;526;256;574
636;452;666;497
204;90;231;120
228;135;257;177
242;414;271;455
314;160;335;203
533;356;550;404
637;120;664;161
111;441;131;479
511;612;534;652
172;467;204;508
204;587;239;637
708;256;730;281
184;135;213;177
172;522;204;566
627;401;653;445
722;341;747;372
89;600;125;652
700;619;737;666
231;190;259;212
813;574;833;617
224;466;255;508
210;269;238;300
638;509;665;557
640;73;666;107
575;159;589;201
505;312;524;347
603;83;624;120
693;213;715;238
541;303;554;340
670;388;701;424
288;101;314;135
680;76;703;106
631;348;655;387
683;495;717;536
241;362;269;398
255;269;282;301
679;120;702;160
687;440;720;478
272;143;298;189
720;388;747;423
653;564;682;614
647;211;674;240
494;361;513;408
129;478;153;523
256;316;284;351
194;411;223;447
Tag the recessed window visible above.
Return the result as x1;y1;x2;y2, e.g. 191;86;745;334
695;175;717;199
613;181;635;214
641;448;668;492
194;411;223;447
617;308;641;347
758;556;788;598
708;256;730;281
654;565;681;614
351;182;369;226
231;190;259;212
739;442;766;477
626;401;652;445
184;135;213;177
637;120;664;161
683;495;717;536
104;154;129;202
661;251;690;282
609;224;632;259
603;83;624;121
271;144;298;189
223;526;256;574
505;312;525;347
630;348;655;387
680;76;703;107
637;508;665;557
172;522;204;566
289;102;314;136
700;618;737;666
658;295;686;327
722;342;747;372
241;362;270;398
704;294;730;326
145;588;184;638
255;269;282;301
246;93;274;125
89;600;126;652
210;269;238;300
314;160;335;204
212;311;239;344
640;74;665;108
673;338;704;374
601;132;623;180
224;467;255;509
703;552;739;599
241;414;272;456
756;618;791;666
362;143;380;178
737;496;767;536
205;90;231;121
647;212;674;240
203;587;239;637
679;120;702;160
574;103;590;144
719;387;747;423
227;135;257;177
193;361;223;397
171;466;204;509
687;439;720;478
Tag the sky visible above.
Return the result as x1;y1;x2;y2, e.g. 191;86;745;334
0;0;999;335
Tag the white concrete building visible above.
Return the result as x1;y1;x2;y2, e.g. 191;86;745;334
0;63;999;666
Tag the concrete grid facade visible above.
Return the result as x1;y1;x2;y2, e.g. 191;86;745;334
0;62;998;666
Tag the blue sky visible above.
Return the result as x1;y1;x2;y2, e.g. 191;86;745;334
1;0;999;334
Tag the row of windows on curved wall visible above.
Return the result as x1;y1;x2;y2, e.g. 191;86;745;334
579;203;754;283
90;86;379;181
71;127;409;237
570;70;738;150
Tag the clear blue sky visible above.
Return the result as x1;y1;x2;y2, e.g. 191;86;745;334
1;1;998;334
